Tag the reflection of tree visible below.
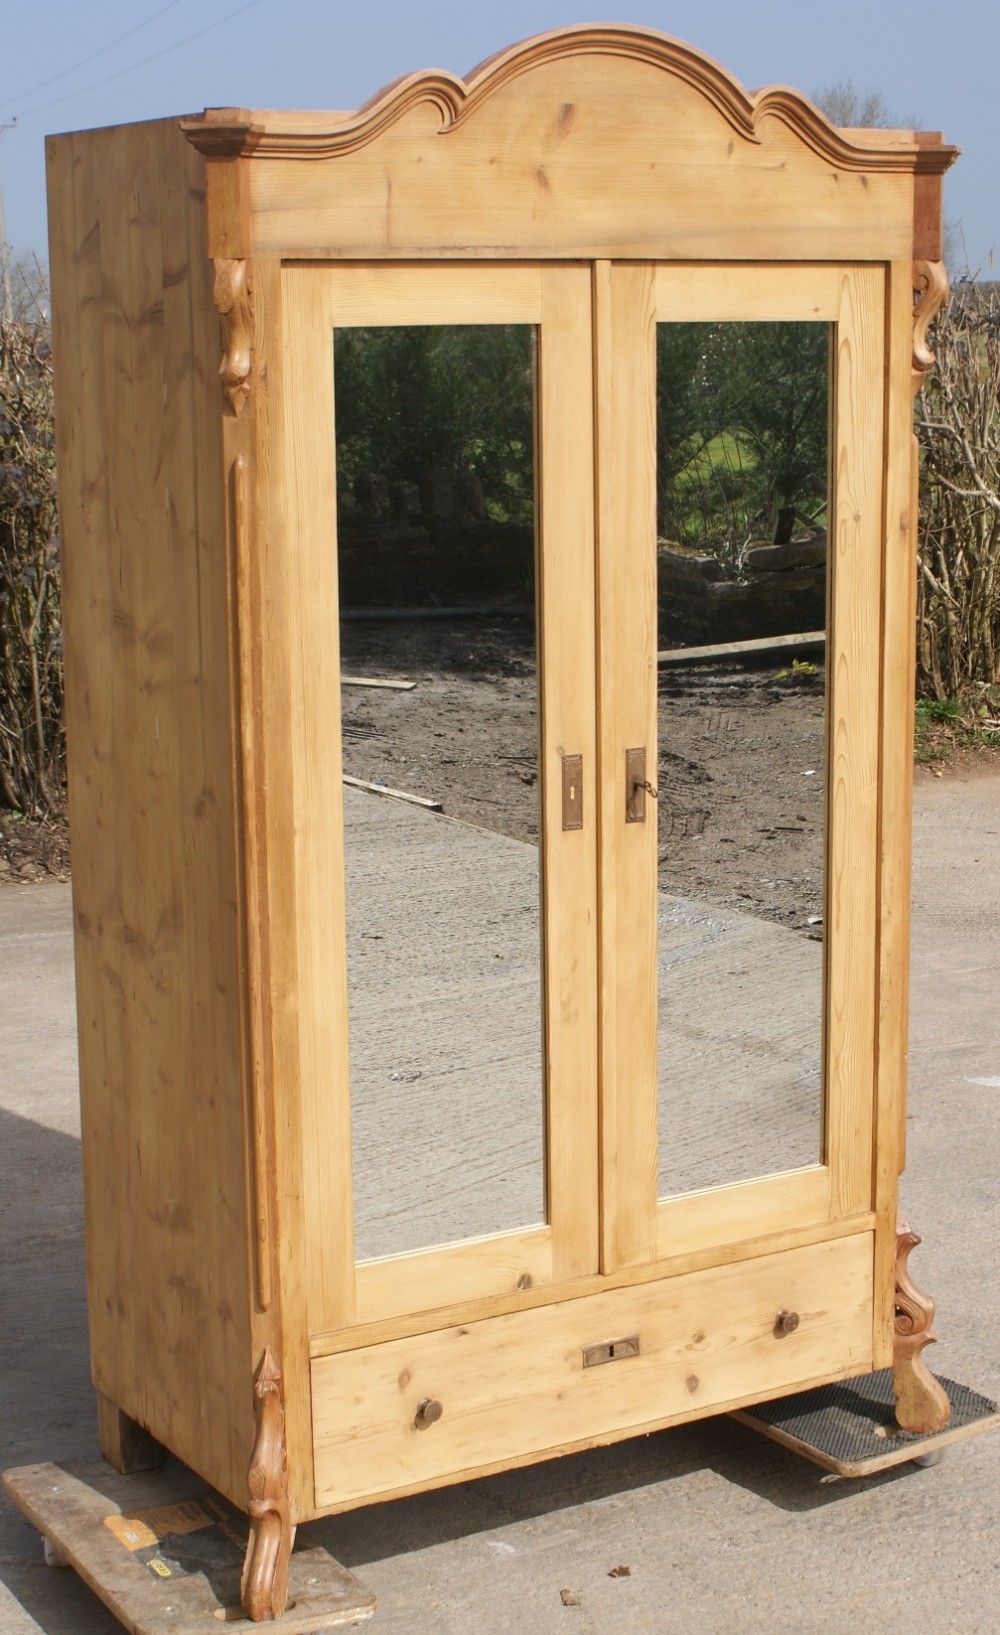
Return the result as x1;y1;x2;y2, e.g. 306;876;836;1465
657;322;830;562
333;326;535;524
332;320;828;560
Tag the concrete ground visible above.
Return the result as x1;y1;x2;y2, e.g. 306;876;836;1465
1;768;998;1635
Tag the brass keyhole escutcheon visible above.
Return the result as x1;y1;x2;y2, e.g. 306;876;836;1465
774;1309;800;1336
561;753;583;830
414;1397;444;1430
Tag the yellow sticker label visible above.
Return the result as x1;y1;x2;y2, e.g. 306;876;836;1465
103;1515;158;1551
104;1501;211;1551
148;1558;173;1578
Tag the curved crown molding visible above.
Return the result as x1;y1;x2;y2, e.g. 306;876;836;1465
180;24;959;176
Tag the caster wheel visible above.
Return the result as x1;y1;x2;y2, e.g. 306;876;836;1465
43;1536;69;1568
912;1448;945;1468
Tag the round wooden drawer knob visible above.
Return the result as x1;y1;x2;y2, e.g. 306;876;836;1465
414;1397;444;1430
775;1309;800;1336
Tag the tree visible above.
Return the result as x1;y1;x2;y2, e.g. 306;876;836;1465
0;300;62;812
334;324;535;524
915;283;1000;694
813;80;900;131
656;320;829;559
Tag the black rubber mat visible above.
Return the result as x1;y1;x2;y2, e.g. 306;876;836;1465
741;1369;997;1464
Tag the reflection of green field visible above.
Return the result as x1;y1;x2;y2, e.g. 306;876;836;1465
666;430;761;555
671;431;756;491
666;429;826;559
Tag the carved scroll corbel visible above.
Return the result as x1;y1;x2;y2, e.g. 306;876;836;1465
912;260;949;401
892;1215;951;1434
241;1346;294;1622
215;258;253;416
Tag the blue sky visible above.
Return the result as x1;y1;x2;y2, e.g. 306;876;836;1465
1;0;996;274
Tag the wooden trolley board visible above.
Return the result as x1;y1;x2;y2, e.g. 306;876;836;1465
37;22;978;1625
2;1462;375;1634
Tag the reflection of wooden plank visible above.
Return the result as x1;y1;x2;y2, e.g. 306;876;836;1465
341;675;416;690
340;605;532;620
2;1459;375;1635
658;631;826;665
342;774;442;811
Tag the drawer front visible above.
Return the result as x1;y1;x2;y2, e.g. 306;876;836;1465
312;1233;873;1510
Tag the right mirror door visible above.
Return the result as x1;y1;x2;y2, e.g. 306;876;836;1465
598;264;886;1271
655;313;830;1199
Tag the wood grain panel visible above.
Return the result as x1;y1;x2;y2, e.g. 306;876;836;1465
311;1213;875;1357
537;265;600;1280
279;267;356;1338
655;1167;832;1260
312;1233;874;1511
49;119;253;1507
871;260;919;1363
595;264;659;1272
825;266;885;1218
246;254;318;1516
317;264;542;326
245;50;915;262
653;264;843;320
356;1229;553;1326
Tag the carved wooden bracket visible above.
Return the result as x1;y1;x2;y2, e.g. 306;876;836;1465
912;260;949;401
241;1346;293;1622
892;1214;951;1434
215;258;253;416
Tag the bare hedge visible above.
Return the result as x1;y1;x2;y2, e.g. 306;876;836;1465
0;282;997;819
916;282;1000;698
0;317;62;814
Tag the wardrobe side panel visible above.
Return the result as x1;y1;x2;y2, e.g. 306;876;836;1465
47;119;254;1506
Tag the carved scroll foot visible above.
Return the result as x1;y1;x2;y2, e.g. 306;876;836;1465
893;1215;951;1435
241;1347;294;1622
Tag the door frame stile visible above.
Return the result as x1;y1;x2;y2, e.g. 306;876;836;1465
594;261;661;1273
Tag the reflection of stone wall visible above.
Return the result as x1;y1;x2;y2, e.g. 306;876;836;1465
659;537;827;647
337;468;827;634
337;518;535;607
337;468;533;607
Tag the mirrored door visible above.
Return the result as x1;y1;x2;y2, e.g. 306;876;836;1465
597;263;885;1271
283;258;886;1337
282;264;599;1336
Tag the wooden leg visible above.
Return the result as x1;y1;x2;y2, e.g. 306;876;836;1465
893;1215;951;1434
241;1347;294;1623
97;1393;167;1474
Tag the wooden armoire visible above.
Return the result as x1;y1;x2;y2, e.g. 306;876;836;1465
46;26;958;1622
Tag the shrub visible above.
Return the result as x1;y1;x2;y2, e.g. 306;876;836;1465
916;282;1000;697
0;316;63;813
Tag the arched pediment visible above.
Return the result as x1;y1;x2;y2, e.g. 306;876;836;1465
182;25;957;262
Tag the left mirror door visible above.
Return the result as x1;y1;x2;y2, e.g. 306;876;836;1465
280;264;600;1337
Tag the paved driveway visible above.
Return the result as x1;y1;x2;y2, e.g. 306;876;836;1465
1;768;997;1635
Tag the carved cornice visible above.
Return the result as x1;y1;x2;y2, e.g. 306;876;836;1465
912;260;950;399
214;258;252;416
181;26;959;175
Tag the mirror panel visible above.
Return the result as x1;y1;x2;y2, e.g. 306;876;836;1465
333;324;547;1261
655;320;830;1197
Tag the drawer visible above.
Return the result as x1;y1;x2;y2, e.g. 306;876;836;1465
311;1232;873;1510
